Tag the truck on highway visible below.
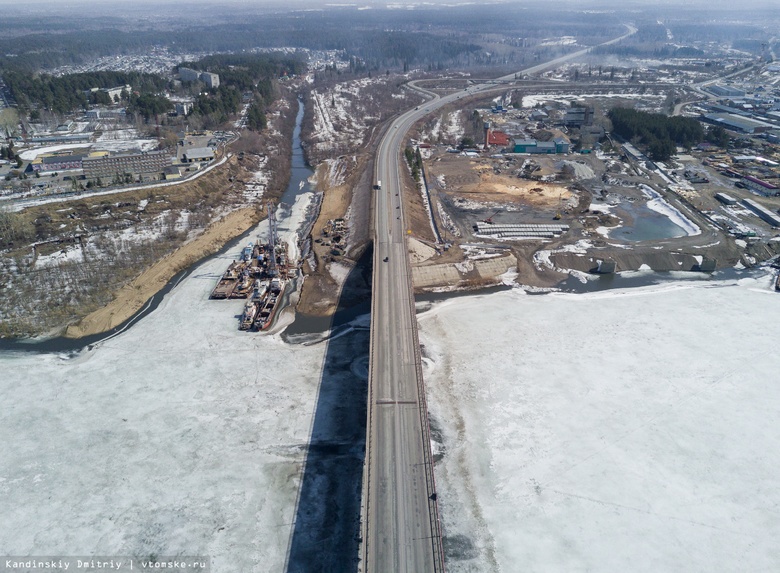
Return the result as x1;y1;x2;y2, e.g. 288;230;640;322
374;180;381;190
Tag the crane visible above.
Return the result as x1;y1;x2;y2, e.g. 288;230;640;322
482;209;501;224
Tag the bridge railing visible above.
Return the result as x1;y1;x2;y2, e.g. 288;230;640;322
402;212;447;573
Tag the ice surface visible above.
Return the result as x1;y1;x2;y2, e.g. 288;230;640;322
639;184;701;236
0;206;326;571
419;275;780;572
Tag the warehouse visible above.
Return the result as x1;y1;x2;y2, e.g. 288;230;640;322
702;113;776;134
742;198;780;227
183;147;215;163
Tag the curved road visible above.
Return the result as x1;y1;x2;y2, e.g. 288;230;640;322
362;23;637;573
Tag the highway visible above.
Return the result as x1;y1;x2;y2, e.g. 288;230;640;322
361;23;638;573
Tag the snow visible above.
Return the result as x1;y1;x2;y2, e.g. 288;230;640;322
0;197;325;571
19;144;92;160
243;157;268;202
18;131;158;161
419;273;780;573
326;260;352;285
522;93;665;108
34;244;85;269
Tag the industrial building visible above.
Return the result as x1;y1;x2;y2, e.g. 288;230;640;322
183;147;215;163
743;175;780;196
706;85;746;98
82;151;172;181
513;137;570;154
563;106;592;127
486;130;511;147
702;113;776;134
714;192;738;205
742;198;780;227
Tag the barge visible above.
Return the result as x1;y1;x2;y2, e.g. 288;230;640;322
210;202;294;331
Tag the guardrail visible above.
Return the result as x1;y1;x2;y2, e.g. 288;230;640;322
360;175;380;573
402;234;447;573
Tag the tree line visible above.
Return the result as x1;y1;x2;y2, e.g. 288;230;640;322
4;71;170;114
608;107;704;161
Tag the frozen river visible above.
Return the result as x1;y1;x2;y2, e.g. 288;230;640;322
419;271;780;572
2;209;778;572
0;195;337;572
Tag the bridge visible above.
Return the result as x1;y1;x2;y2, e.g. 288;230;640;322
359;24;637;573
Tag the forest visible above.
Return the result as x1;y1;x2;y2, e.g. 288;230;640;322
608;108;704;161
4;71;170;114
181;53;306;130
0;4;628;75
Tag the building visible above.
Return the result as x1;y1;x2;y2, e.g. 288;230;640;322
486;130;511;147
743;175;780;196
200;72;220;89
714;192;738;205
29;154;85;174
183;147;215;163
706;85;746;98
563;106;592;127
702;113;776;134
178;67;220;88
742;198;780;226
85;108;127;120
164;165;183;180
82;151;172;181
174;102;193;116
178;67;201;82
84;84;131;102
553;137;570;153
513;138;569;154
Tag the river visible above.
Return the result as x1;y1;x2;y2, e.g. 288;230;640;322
0;98;315;354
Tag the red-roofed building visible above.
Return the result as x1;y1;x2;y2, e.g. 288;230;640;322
487;130;511;147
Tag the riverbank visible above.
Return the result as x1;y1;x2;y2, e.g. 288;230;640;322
64;206;262;338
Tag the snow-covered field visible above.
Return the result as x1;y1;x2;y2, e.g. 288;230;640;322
0;196;324;571
419;273;780;572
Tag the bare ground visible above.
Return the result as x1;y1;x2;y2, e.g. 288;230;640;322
65;206;263;337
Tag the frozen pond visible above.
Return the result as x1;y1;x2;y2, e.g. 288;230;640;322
419;274;780;572
608;185;700;243
610;199;688;242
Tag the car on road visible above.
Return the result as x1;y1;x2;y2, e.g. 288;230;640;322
383;256;389;262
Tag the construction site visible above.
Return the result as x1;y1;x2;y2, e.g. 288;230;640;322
398;107;779;291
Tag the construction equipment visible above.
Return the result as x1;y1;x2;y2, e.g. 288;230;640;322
482;209;501;224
